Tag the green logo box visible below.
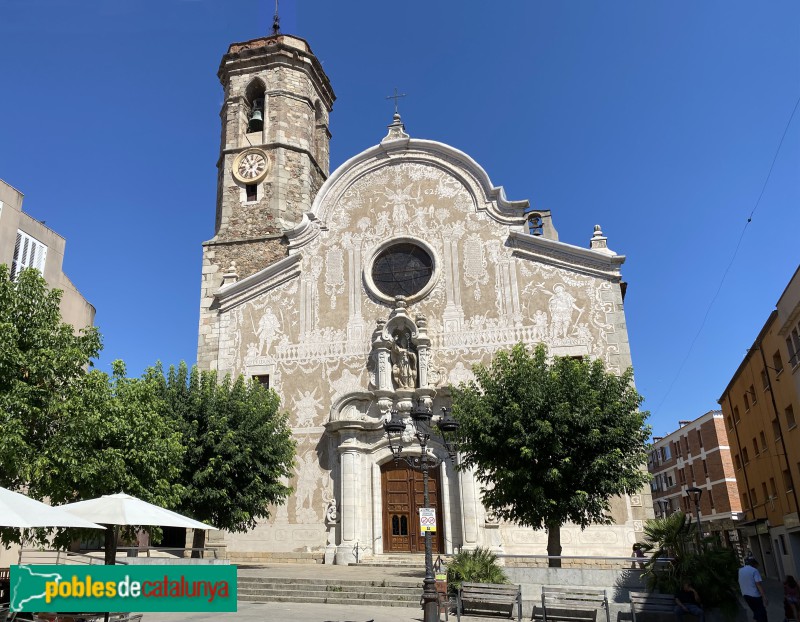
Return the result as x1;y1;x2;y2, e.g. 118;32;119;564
11;564;237;612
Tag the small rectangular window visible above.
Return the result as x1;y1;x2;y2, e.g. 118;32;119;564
702;460;709;479
769;477;777;498
742;447;750;464
697;429;703;448
786;405;796;429
788;337;798;369
741;493;749;510
752;438;759;456
759;431;767;453
734;454;742;470
246;184;258;202
772;418;782;441
773;351;784;374
726;415;733;430
791;327;800;367
761;369;769;391
784;469;794;492
251;374;270;388
744;393;750;411
708;489;715;511
761;482;769;503
750;488;757;505
749;385;756;405
734;406;741;423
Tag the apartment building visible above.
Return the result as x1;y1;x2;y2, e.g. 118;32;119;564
648;410;743;553
718;266;800;579
0;179;94;329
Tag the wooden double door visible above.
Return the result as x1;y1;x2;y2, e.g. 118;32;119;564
381;461;444;553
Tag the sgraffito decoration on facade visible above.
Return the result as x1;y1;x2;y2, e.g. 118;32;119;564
206;135;639;561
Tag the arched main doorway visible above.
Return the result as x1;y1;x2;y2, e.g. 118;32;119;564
381;461;444;554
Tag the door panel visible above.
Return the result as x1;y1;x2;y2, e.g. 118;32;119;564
381;461;443;553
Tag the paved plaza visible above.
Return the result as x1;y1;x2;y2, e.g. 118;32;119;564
136;563;791;622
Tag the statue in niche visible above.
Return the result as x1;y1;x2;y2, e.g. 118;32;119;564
548;284;582;341
391;331;418;389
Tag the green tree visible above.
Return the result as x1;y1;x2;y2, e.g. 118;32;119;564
0;266;102;491
451;343;651;567
0;266;184;556
150;362;295;553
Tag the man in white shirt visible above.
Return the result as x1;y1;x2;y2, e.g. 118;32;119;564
738;558;768;622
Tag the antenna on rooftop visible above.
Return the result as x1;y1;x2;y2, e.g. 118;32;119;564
271;0;280;36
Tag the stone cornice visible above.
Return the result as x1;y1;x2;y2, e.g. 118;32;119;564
214;253;301;312
218;37;335;110
507;230;626;281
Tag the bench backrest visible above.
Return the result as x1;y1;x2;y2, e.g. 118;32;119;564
461;582;520;598
543;587;608;607
630;591;675;622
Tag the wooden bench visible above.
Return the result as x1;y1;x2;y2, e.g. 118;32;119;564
456;582;522;622
533;586;610;622
630;591;678;622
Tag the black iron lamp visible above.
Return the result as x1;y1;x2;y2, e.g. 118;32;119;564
383;402;459;622
686;486;703;548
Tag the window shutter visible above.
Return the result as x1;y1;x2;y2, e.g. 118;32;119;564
11;230;48;279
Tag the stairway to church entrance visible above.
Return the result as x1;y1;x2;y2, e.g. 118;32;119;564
381;461;444;554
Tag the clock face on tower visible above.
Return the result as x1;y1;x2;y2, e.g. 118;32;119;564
232;148;270;184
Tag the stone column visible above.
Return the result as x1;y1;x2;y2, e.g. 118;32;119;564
336;448;358;564
440;461;453;554
372;463;383;555
459;465;480;548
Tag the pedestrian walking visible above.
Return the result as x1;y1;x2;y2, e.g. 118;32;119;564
738;557;768;622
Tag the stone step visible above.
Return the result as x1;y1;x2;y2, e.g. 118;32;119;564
236;574;425;608
238;577;421;588
238;592;420;608
239;583;421;595
239;587;420;601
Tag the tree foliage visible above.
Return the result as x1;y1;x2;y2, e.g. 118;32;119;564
451;343;651;564
0;266;102;491
149;362;295;549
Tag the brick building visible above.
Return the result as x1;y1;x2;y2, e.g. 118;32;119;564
648;410;743;552
718;266;800;578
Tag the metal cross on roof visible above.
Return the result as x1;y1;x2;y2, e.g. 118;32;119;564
386;88;407;115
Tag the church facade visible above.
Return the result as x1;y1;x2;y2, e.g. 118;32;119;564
197;33;650;563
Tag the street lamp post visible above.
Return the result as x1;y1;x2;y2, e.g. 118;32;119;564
384;402;459;622
686;486;703;549
657;498;670;518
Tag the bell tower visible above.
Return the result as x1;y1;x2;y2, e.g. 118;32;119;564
198;33;335;370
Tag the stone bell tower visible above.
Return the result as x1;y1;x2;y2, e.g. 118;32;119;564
198;33;335;370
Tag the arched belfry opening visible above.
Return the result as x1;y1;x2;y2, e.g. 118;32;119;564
244;79;266;136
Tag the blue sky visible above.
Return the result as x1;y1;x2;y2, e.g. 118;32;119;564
1;1;798;437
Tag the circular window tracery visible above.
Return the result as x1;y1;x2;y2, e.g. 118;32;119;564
371;243;433;299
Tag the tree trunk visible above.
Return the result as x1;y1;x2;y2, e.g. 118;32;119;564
191;528;206;559
104;526;117;565
546;523;562;568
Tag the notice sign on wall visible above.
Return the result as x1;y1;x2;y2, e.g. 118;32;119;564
419;508;437;533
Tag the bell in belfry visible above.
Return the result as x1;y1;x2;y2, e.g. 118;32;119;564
248;99;264;133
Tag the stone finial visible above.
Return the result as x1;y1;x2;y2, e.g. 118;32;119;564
383;112;410;142
589;224;615;256
221;261;239;286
